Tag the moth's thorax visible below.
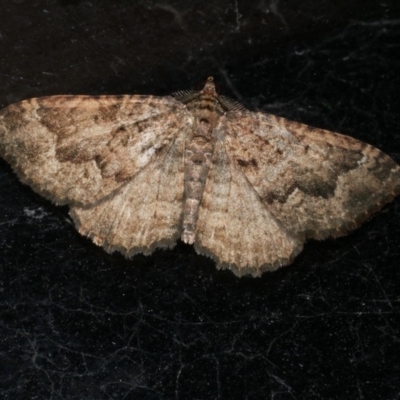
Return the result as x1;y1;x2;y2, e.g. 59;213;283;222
187;96;224;137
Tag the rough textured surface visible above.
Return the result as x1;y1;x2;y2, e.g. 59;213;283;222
1;77;399;277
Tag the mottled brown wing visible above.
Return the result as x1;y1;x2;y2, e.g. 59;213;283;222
223;111;400;240
70;123;187;257
194;136;303;277
0;95;191;206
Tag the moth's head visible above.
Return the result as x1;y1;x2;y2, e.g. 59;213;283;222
201;77;218;97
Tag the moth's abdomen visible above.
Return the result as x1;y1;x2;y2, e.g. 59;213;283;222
182;133;214;244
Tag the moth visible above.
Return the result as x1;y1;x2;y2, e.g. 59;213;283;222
1;77;399;277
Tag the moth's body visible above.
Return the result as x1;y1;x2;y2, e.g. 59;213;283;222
0;77;399;277
181;79;225;244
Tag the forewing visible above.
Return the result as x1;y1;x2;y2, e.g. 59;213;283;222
70;118;188;256
194;135;303;277
0;95;190;206
223;111;400;240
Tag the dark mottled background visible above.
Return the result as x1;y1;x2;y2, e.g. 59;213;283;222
1;1;400;399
